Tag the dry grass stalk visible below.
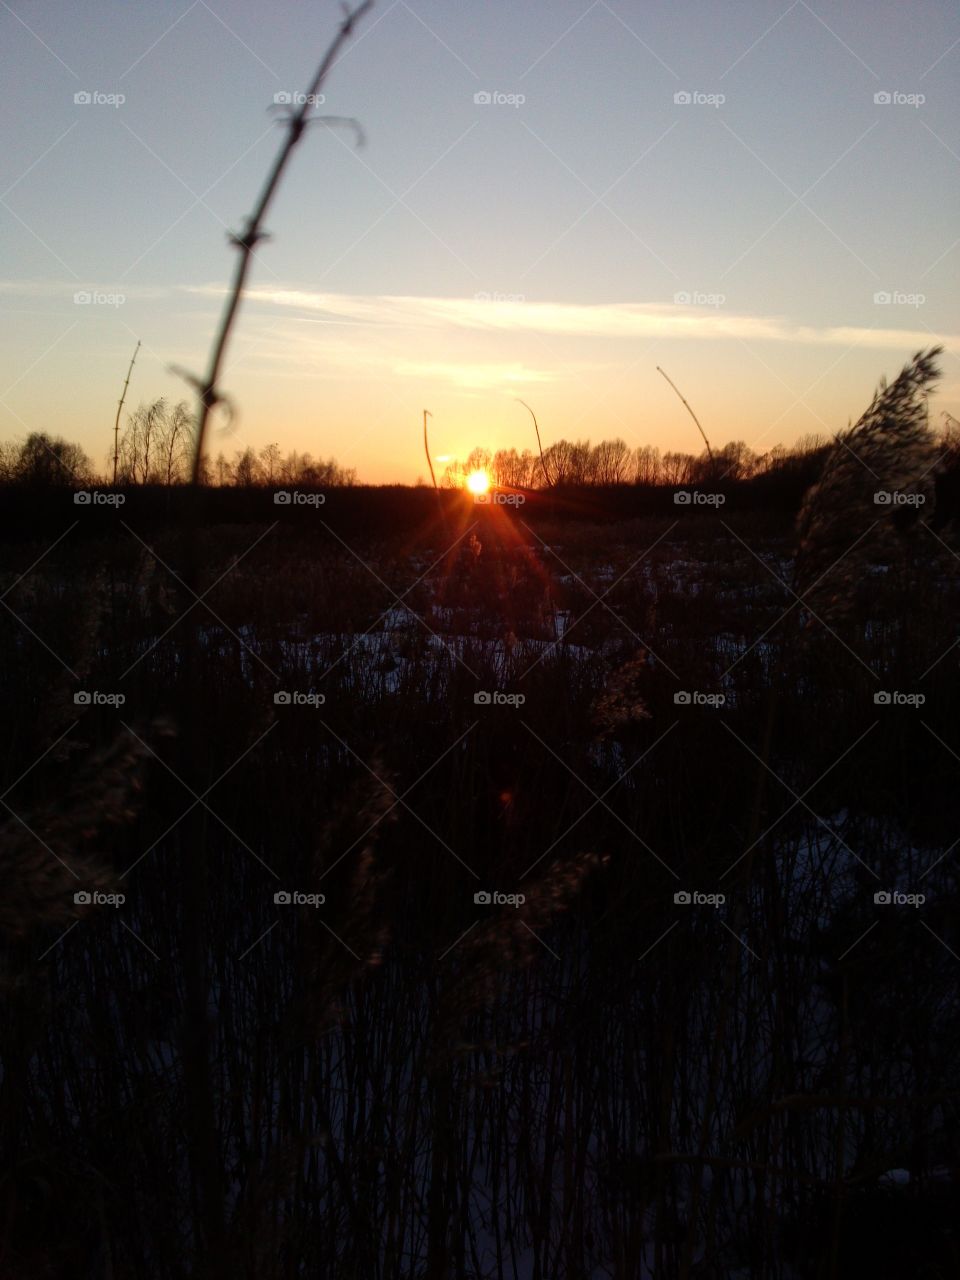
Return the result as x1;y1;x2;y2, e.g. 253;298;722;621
795;346;943;624
187;1;374;482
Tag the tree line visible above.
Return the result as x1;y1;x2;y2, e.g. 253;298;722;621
0;398;355;488
3;396;959;491
443;434;838;489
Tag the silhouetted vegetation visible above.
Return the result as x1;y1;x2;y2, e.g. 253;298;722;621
1;352;957;1278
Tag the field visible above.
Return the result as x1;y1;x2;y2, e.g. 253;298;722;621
1;475;958;1278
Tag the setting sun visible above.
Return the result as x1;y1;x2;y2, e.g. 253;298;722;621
466;469;490;495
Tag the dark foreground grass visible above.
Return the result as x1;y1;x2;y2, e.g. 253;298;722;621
1;491;958;1279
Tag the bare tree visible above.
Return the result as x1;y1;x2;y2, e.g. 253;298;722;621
233;447;262;486
634;444;662;485
661;450;695;485
464;446;492;478
542;439;575;485
161;401;194;485
492;447;535;488
118;399;194;484
592;438;632;484
259;442;282;484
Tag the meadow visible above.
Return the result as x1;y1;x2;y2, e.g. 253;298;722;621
1;359;958;1277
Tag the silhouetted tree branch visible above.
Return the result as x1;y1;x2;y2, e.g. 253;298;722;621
187;1;375;483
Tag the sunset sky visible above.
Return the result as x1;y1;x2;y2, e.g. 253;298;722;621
1;0;958;483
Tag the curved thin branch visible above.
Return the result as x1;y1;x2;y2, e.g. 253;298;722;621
113;339;140;485
516;398;550;488
190;0;375;484
656;366;714;468
423;409;437;491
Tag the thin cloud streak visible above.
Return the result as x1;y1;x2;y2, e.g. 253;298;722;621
183;285;960;353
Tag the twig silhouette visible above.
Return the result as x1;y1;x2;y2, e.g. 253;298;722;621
187;0;374;483
113;339;140;486
516;398;551;487
423;409;438;491
423;408;448;533
656;366;714;470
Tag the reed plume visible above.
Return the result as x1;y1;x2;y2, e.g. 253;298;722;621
795;346;943;625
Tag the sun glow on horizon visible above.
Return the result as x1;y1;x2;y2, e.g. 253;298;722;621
466;469;490;495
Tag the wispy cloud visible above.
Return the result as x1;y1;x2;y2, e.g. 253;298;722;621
0;280;171;301
241;323;564;389
391;359;554;388
183;285;960;353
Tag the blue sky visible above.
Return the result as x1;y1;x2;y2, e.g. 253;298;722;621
1;0;958;481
